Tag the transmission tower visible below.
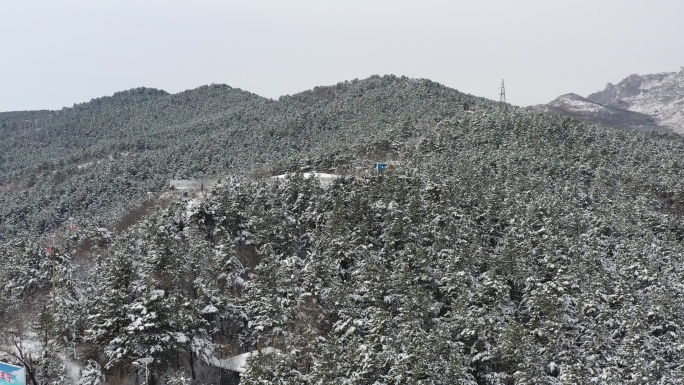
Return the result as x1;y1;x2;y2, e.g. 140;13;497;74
499;79;506;103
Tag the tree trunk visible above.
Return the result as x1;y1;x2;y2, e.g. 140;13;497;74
189;349;196;380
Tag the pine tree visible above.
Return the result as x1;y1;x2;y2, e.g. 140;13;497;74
85;248;137;369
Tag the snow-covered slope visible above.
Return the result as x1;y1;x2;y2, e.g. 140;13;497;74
532;93;667;132
587;68;684;132
546;93;605;114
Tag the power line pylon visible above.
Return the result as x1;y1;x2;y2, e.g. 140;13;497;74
499;79;506;103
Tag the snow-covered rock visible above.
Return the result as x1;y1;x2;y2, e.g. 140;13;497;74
533;68;684;133
587;68;684;132
532;93;666;132
547;93;607;114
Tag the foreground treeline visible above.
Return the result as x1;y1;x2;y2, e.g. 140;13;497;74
4;108;684;384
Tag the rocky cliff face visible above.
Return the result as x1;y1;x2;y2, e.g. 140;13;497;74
587;68;684;132
533;93;667;133
534;68;684;133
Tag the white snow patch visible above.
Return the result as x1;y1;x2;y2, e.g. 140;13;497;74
77;161;96;169
58;352;83;384
184;195;205;217
209;347;281;373
269;172;340;186
201;305;219;314
549;95;605;114
597;70;684;132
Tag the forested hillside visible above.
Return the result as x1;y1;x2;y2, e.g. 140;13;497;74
0;76;483;240
3;76;684;384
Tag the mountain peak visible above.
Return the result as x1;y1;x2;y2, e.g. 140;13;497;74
545;93;604;113
535;68;683;133
586;69;684;132
555;92;584;99
532;90;666;133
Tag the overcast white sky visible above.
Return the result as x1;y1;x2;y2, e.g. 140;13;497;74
1;0;683;112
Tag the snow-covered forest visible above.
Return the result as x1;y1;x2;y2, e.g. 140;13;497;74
3;76;684;384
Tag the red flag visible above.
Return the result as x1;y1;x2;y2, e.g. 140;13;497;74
47;247;53;254
71;224;75;231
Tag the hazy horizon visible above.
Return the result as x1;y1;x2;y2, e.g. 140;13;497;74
2;0;683;112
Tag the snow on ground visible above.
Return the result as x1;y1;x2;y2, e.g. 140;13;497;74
269;172;340;186
184;194;206;218
58;352;83;384
209;347;280;373
76;161;96;169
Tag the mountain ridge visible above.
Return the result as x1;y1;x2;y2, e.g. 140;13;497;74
532;92;667;132
535;68;684;133
0;75;487;239
587;68;684;131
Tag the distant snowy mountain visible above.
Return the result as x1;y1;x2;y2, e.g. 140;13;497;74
534;68;684;133
533;93;666;132
587;68;684;132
